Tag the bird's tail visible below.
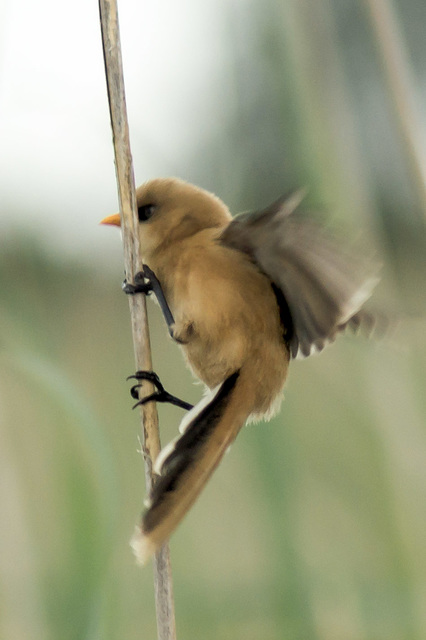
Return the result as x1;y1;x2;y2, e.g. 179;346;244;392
131;370;252;564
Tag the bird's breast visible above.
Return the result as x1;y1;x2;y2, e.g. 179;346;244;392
148;236;289;401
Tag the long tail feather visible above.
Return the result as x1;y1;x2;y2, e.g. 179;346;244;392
131;371;249;564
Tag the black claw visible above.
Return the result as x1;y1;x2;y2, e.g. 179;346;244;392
132;390;194;412
127;370;163;389
127;370;193;411
124;266;177;337
128;371;161;400
122;271;153;295
130;384;141;400
132;392;159;409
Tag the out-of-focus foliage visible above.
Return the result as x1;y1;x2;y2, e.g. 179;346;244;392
1;1;426;639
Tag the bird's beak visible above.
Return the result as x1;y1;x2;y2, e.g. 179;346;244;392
100;213;121;227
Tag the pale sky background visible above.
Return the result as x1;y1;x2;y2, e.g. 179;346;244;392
2;0;426;269
0;0;244;261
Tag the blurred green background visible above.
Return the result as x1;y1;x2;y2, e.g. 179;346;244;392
1;0;426;638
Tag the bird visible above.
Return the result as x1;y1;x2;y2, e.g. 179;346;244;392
101;177;379;563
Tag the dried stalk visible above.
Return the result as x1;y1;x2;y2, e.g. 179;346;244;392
364;0;426;219
98;2;177;638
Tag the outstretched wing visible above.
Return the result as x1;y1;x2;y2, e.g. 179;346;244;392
220;192;380;358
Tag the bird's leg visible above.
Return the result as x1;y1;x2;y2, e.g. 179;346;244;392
143;266;176;337
123;265;176;339
123;268;192;407
128;370;194;411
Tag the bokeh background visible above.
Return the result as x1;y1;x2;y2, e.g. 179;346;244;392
1;0;426;638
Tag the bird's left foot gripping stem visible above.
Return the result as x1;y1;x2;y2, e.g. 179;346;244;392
128;371;194;411
122;265;175;339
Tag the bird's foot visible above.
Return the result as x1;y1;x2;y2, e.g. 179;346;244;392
122;267;176;341
122;270;152;295
127;370;193;411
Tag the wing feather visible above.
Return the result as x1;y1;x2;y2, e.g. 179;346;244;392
220;193;380;358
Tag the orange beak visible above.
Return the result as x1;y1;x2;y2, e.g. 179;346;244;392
100;213;121;227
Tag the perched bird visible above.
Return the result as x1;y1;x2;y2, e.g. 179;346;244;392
101;177;379;563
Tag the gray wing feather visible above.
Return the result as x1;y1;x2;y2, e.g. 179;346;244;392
220;193;380;358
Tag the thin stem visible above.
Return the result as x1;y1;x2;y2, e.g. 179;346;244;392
98;2;177;639
364;0;426;220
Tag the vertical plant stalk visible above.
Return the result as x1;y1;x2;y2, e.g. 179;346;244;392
98;2;177;639
364;0;426;219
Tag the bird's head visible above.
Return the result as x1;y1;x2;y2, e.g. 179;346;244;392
100;177;231;260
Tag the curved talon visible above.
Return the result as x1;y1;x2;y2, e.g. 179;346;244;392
128;371;161;402
127;370;193;411
122;271;153;295
133;390;194;411
132;392;161;410
130;384;141;400
127;370;162;387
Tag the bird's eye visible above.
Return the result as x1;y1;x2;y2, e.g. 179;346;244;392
138;204;156;222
